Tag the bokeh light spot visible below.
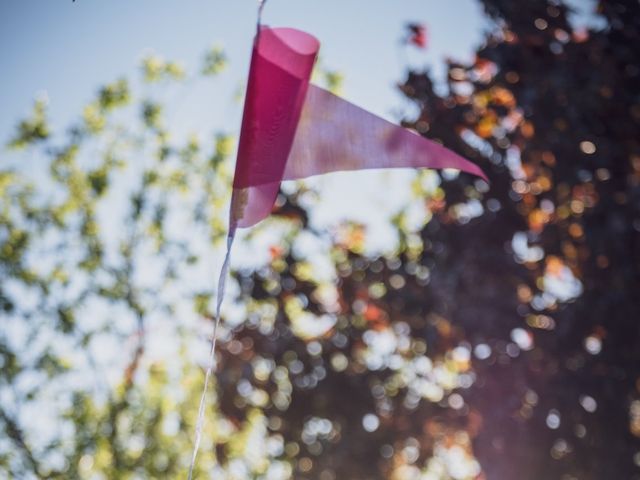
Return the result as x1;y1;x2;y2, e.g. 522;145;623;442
362;413;380;432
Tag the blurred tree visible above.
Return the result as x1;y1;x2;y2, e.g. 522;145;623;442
0;45;299;478
396;0;640;478
1;1;639;479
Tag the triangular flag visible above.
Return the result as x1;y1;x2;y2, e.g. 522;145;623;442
189;26;488;478
230;26;486;229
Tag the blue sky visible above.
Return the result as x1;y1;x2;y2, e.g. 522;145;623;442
1;1;493;252
0;0;489;143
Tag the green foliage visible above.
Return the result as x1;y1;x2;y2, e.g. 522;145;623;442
142;100;163;130
312;57;344;94
8;98;50;149
142;54;186;83
1;44;237;478
201;45;227;76
98;78;131;111
82;79;131;134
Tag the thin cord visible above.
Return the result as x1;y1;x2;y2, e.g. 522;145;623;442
257;0;268;34
187;230;235;480
187;1;265;476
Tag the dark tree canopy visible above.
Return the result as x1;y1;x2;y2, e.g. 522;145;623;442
396;0;640;477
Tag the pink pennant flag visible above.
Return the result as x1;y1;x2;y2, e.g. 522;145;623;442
189;25;488;478
230;26;487;228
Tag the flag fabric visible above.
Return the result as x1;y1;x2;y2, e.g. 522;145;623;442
230;25;486;228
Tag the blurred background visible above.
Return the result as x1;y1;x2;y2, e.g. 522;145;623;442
1;0;639;479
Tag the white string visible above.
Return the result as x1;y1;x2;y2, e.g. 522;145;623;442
187;231;235;480
187;1;266;476
257;0;267;32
